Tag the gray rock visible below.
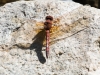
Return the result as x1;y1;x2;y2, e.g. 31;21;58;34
0;0;100;75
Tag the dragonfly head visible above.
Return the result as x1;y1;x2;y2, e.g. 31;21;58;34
45;16;53;21
44;16;53;30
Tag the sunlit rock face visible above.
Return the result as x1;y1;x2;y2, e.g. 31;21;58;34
0;0;100;75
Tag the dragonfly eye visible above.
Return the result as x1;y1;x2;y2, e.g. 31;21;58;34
45;16;53;21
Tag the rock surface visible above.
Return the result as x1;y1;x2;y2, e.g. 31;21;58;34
0;0;100;75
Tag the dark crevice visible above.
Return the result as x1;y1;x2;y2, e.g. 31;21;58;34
98;41;100;47
13;27;20;32
58;52;63;56
21;11;26;17
16;27;20;30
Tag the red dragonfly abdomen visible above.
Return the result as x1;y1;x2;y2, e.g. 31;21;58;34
46;30;50;58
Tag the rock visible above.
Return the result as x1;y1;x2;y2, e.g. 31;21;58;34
0;0;100;75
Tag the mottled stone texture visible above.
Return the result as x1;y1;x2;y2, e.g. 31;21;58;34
0;1;100;75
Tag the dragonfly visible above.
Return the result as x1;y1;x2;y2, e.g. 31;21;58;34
44;16;53;58
35;14;89;58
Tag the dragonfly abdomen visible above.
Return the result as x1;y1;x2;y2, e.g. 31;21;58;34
44;16;53;58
